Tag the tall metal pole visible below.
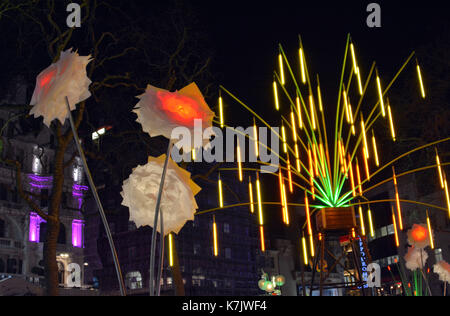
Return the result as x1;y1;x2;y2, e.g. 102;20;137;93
65;97;126;296
149;141;173;296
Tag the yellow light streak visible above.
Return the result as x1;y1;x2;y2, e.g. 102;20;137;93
237;140;243;182
356;67;363;95
296;96;303;129
348;155;356;197
273;81;280;111
359;206;366;236
368;208;375;238
299;48;306;84
290;111;297;142
361;116;369;159
309;95;316;130
287;156;294;193
218;177;224;208
282;125;287;153
387;102;396;142
350;43;358;74
313;144;319;177
305;195;312;236
213;217;219;257
417;64;426;99
248;178;254;214
279;53;285;85
392;167;403;231
192;148;196;161
282;183;290;225
445;176;450;219
279;170;286;223
343;90;350;123
436;149;444;189
219;96;224;128
168;233;174;266
372;131;380;167
317;83;324;112
355;159;363;195
376;74;386;117
426;211;434;250
363;149;371;181
256;176;264;225
392;209;400;248
260;226;266;252
295;144;301;172
309;234;315;257
253;118;259;158
302;236;308;265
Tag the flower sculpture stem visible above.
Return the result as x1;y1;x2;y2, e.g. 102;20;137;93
156;206;165;296
65;97;126;296
149;141;173;296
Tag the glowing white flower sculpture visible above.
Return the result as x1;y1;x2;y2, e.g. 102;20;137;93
407;224;431;249
404;246;428;271
121;154;201;234
29;49;92;127
433;261;450;283
133;82;215;151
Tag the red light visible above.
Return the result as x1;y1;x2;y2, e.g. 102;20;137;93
39;68;57;89
387;266;391;272
157;91;205;126
411;225;428;242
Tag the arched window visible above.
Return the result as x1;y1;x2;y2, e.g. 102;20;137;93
0;219;5;238
125;271;143;290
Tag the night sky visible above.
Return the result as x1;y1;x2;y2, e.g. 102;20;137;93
193;1;447;124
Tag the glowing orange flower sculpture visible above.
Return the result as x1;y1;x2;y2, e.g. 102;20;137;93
407;224;431;249
29;49;92;127
133;83;215;151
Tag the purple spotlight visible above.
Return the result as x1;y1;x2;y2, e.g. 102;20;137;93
72;219;85;248
29;212;46;242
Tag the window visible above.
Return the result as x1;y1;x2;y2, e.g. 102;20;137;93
224;223;230;234
194;244;201;255
0;219;5;238
225;248;232;259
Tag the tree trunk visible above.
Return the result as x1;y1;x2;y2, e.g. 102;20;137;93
44;134;67;296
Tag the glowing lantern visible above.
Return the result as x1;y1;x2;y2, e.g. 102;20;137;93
29;49;92;127
133;83;215;151
121;154;201;234
433;261;450;283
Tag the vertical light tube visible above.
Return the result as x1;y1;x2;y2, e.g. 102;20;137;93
299;48;306;84
387;102;396;142
279;53;285;85
219;95;224;128
302;236;308;265
368;208;375;238
291;111;297;142
305;194;312;236
359;206;366;236
248;178;254;214
296;96;303;129
273;81;280;111
392;209;400;248
256;175;264;226
218;175;224;208
309;95;316;130
376;73;386;117
372;131;380;167
253;118;259;158
416;64;426;99
168;233;174;266
260;226;266;252
237;139;243;182
392;167;403;231
355;158;363;195
281;125;288;153
426;210;434;250
436;149;444;189
213;216;219;257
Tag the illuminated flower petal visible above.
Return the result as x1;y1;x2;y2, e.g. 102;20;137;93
404;246;428;271
407;224;431;249
133;83;215;151
121;155;201;234
433;261;450;283
29;49;92;127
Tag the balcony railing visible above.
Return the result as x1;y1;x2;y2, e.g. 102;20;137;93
0;238;23;250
